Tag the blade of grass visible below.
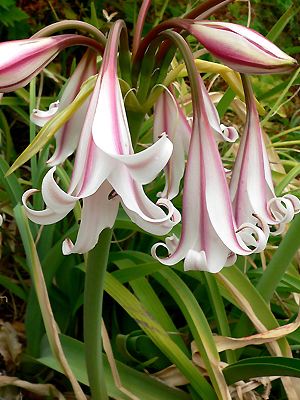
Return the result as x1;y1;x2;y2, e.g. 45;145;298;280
266;4;300;43
105;271;216;399
152;268;231;400
14;205;86;400
38;334;190;400
112;255;189;356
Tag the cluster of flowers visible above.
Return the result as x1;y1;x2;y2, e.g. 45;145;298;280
0;5;299;273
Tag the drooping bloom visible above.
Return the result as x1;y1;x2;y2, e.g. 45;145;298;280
23;21;179;255
153;88;191;200
31;49;97;165
187;21;298;74
152;72;268;273
0;35;101;93
230;75;300;235
153;85;238;199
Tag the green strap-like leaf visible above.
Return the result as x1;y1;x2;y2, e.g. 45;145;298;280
38;334;191;400
224;357;300;385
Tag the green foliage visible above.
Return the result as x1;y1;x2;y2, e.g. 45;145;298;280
0;0;29;39
0;1;299;399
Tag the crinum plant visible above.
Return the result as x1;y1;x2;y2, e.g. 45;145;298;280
1;0;300;399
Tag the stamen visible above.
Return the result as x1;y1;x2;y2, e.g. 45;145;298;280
108;189;118;200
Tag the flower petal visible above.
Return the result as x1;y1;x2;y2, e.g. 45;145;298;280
230;76;300;234
109;166;180;235
92;72;132;156
48;50;97;165
0;35;100;92
67;75;114;197
22;189;70;225
30;100;59;127
41;167;78;211
62;181;119;255
113;133;173;184
153;89;191;199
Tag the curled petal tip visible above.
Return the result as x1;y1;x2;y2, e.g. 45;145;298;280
31;100;60;127
156;198;182;224
62;238;75;255
220;124;239;143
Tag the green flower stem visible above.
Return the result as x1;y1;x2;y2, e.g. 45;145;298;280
204;273;236;364
127;111;146;149
84;228;112;400
29;79;37;187
256;214;300;302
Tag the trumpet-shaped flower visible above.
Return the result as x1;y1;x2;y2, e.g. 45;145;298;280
0;34;101;93
153;88;191;200
230;76;300;235
188;21;298;74
152;73;268;273
31;49;97;165
153;83;238;200
23;21;180;255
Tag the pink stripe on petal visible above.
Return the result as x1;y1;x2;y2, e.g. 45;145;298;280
190;21;297;74
92;73;132;156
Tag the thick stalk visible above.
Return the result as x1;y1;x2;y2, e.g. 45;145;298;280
204;273;236;364
31;20;106;48
132;0;152;57
132;0;235;79
127;111;146;148
84;228;112;400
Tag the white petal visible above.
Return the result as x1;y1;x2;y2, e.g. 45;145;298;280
109;166;180;235
47;98;91;166
48;50;97;165
30;101;59;127
113;134;173;184
42;167;78;211
184;250;208;271
62;181;119;255
219;124;239;142
92;72;132;156
22;189;70;225
67;75;114;197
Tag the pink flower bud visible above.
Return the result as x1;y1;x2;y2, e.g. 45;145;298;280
189;21;298;74
0;35;101;92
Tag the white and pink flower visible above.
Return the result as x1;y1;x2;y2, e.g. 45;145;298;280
23;21;180;255
230;75;300;235
188;20;298;74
